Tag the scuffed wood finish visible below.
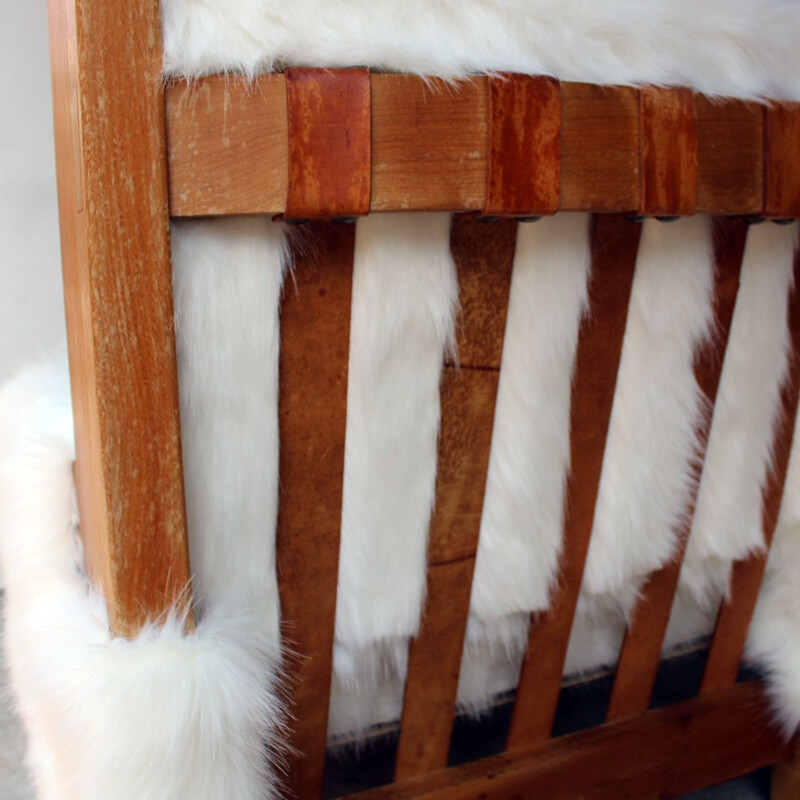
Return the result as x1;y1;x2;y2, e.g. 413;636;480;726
560;84;640;212
606;218;746;721
507;215;640;748
48;0;192;636
277;222;354;798
701;247;800;694
284;68;371;219
482;75;560;216
765;103;800;219
352;682;790;800
371;74;487;212
395;220;515;780
165;75;288;217
697;96;764;215
638;86;697;216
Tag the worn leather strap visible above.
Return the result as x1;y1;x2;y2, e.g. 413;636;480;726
284;67;371;219
638;86;697;216
482;74;560;216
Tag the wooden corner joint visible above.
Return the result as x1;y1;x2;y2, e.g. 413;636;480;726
283;67;372;220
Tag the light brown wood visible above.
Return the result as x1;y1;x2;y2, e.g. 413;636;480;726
560;84;640;212
765;103;800;219
277;222;354;799
371;74;488;212
483;75;560;216
696;96;764;215
284;68;371;219
352;682;790;799
165;75;288;217
507;214;640;748
702;246;800;694
638;86;697;216
395;219;515;780
48;0;192;636
606;217;746;721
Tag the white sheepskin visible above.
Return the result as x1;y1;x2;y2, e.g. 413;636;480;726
330;213;458;737
679;221;799;615
172;217;287;635
161;0;800;102
0;357;285;800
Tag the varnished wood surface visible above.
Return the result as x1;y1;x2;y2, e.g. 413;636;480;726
277;222;354;798
507;215;640;748
395;219;515;780
560;83;640;212
696;96;764;215
284;68;371;219
483;75;560;216
701;246;800;693
48;0;192;635
350;682;790;799
639;86;697;216
606;218;746;721
166;76;800;219
772;738;800;800
765;104;800;219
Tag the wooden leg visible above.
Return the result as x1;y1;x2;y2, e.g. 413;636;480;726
773;741;800;800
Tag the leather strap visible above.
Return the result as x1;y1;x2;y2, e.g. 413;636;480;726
639;86;697;216
284;67;371;219
482;74;560;216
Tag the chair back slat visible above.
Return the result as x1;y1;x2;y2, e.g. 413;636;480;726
395;219;515;779
701;248;800;693
606;217;746;721
507;214;640;747
277;223;355;797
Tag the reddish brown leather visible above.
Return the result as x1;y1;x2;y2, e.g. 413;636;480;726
696;95;764;215
765;102;800;218
639;86;697;216
482;74;560;216
284;67;371;219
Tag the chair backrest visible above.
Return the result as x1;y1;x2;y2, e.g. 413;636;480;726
48;1;800;797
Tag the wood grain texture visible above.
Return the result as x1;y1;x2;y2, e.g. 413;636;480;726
48;0;192;636
507;214;640;748
277;222;354;798
701;245;800;694
560;84;640;212
639;86;697;216
166;75;288;217
697;95;764;215
371;74;487;212
483;75;560;216
395;221;515;780
606;218;746;721
284;68;371;219
351;682;790;800
765;103;800;219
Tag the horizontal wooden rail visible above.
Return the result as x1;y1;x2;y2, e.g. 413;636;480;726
346;681;790;799
165;72;800;219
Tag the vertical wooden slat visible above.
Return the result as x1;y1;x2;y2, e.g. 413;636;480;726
395;219;515;780
277;222;354;798
773;739;800;800
606;218;746;721
507;214;640;748
701;244;800;694
48;0;192;635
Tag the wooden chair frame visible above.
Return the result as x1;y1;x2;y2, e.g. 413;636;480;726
48;1;800;797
